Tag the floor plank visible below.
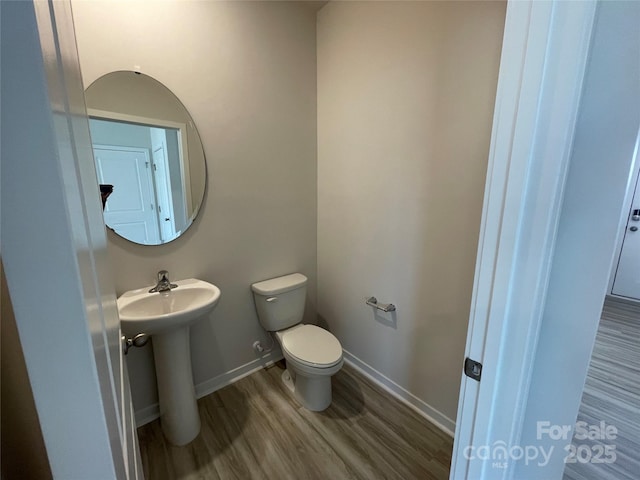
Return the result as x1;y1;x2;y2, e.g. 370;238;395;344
138;362;453;479
563;297;640;480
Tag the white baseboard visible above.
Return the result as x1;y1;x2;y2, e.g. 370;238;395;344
134;351;283;427
194;351;283;399
134;403;161;428
135;348;457;437
342;349;456;437
606;293;640;306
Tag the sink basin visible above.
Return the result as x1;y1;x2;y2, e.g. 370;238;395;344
118;278;220;335
117;277;221;446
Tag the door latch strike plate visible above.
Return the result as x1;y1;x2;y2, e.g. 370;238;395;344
464;357;482;381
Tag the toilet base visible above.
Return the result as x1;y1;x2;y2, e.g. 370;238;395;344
281;367;332;411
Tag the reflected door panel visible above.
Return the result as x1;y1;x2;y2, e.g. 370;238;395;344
93;145;160;244
150;128;176;242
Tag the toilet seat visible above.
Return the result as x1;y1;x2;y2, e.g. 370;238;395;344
279;324;343;369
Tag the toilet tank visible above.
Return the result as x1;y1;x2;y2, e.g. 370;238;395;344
251;273;307;332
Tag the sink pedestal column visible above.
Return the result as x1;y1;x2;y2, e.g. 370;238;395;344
152;326;200;445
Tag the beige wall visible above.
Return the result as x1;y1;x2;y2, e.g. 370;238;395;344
1;263;52;479
317;1;505;423
72;1;320;412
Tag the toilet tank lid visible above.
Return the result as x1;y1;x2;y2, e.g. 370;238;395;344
251;273;308;295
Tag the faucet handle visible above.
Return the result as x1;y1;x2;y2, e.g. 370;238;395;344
149;269;177;293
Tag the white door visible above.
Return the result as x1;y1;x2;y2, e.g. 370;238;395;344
94;145;161;244
150;128;176;241
611;175;640;299
450;1;599;478
451;1;639;479
2;0;142;477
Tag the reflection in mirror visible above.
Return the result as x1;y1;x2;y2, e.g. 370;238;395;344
86;71;206;245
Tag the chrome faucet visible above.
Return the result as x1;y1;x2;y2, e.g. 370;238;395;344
149;270;178;293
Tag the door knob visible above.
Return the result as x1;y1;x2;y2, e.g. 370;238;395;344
630;226;638;232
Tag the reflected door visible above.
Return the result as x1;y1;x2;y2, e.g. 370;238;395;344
150;128;176;242
612;175;640;299
93;145;161;244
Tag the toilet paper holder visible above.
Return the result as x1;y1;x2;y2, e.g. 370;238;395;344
366;296;396;312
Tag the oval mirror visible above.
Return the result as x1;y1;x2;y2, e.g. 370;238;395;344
85;71;206;245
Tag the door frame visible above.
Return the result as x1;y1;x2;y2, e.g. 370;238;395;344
149;127;178;241
452;0;640;479
451;1;598;479
1;0;141;478
88;107;193;217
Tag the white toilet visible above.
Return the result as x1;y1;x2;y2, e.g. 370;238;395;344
251;273;343;411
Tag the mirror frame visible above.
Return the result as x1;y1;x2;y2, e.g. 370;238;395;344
85;71;207;246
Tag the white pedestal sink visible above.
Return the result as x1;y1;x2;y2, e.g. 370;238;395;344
117;278;221;446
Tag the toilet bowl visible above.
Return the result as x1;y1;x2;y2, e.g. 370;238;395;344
251;273;343;411
276;324;343;411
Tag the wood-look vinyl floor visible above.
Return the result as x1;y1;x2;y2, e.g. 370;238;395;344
563;297;640;480
138;362;453;480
